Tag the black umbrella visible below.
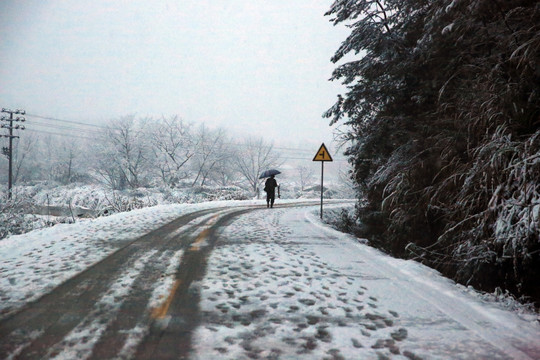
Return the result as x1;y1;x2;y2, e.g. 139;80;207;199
259;169;281;179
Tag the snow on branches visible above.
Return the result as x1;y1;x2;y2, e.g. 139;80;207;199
326;0;540;304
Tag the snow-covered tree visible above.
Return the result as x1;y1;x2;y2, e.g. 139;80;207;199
151;115;194;187
93;116;151;189
296;165;315;191
234;137;281;197
49;139;90;184
190;125;229;187
326;0;540;302
10;134;39;184
209;155;241;187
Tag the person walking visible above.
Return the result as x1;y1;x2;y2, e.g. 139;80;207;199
264;174;279;208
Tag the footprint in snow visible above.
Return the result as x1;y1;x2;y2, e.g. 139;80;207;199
299;298;316;306
391;328;408;341
288;305;299;313
315;327;332;343
372;339;400;354
351;338;363;348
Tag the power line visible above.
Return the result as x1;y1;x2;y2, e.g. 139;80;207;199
27;120;106;136
25;113;109;129
25;128;99;141
23;112;349;160
279;156;348;162
26;113;340;150
25;126;331;153
23;128;349;161
230;142;338;154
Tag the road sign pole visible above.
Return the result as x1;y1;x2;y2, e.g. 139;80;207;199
313;143;333;220
320;161;324;219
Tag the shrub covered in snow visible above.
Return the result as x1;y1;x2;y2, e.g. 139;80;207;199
322;206;362;236
0;197;37;240
0;183;254;240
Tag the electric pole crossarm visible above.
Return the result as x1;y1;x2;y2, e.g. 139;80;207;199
1;108;26;115
1;124;26;130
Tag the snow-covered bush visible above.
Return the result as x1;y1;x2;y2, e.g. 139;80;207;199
100;190;159;214
323;207;362;236
443;129;540;300
177;186;250;202
0;197;37;240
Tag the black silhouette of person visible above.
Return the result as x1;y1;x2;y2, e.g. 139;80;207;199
264;175;279;208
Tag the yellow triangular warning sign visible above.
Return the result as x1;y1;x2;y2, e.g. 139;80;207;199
313;143;333;162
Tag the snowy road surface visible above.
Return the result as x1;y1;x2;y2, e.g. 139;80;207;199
0;200;539;359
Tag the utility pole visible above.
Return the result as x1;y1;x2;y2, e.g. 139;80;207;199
1;108;26;199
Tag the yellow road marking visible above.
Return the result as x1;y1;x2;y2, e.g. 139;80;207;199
150;214;221;319
151;279;181;319
189;228;209;251
189;214;220;251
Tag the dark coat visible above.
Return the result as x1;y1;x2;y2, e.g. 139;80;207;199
264;178;278;194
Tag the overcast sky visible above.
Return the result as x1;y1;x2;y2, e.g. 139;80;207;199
1;0;350;157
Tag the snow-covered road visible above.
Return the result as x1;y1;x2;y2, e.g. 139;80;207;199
193;206;540;359
0;200;539;359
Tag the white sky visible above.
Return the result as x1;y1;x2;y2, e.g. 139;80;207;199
0;0;350;154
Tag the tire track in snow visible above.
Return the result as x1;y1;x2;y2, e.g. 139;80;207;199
83;210;241;360
133;208;254;359
87;249;185;360
0;207;229;359
46;250;157;360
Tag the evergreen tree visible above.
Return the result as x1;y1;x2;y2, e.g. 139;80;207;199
326;0;540;304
